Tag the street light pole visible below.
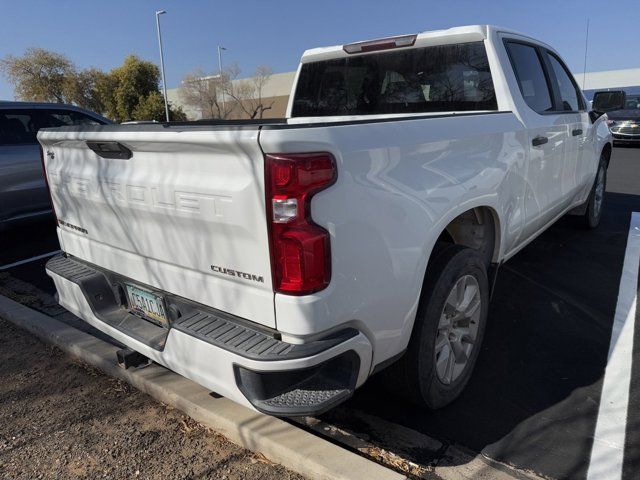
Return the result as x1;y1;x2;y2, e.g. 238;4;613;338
217;45;226;77
155;10;170;122
217;45;227;114
582;19;590;91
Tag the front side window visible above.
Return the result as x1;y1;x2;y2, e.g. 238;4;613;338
505;42;553;114
292;41;497;117
546;52;583;111
624;94;640;110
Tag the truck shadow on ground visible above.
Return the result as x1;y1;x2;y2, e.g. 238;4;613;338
319;192;639;480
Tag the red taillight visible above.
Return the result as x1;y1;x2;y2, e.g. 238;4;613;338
265;153;337;295
39;145;58;225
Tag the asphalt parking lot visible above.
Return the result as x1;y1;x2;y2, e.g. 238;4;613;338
1;145;639;480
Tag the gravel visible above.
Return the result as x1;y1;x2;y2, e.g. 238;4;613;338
0;316;306;480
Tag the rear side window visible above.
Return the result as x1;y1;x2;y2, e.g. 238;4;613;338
39;109;103;127
0;110;39;145
292;41;497;117
546;52;583;111
505;42;553;113
0;108;104;146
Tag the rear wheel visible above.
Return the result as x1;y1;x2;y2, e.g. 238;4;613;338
582;158;607;229
385;244;489;409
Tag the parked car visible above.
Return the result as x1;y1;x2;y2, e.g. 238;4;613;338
38;25;617;416
604;93;640;144
0;101;110;230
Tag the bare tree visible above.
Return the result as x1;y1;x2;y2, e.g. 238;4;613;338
224;65;275;119
179;68;234;119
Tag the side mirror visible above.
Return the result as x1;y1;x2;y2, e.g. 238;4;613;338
590;90;626;123
592;90;626;113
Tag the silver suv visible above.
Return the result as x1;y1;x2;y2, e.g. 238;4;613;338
0;102;110;229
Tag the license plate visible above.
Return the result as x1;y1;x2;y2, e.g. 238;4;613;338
125;284;168;326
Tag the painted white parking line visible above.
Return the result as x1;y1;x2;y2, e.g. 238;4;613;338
587;212;640;480
0;250;61;271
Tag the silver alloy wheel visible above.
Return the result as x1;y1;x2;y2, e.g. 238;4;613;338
593;166;605;219
435;274;481;385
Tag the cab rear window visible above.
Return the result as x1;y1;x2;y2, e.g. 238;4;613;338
292;41;497;117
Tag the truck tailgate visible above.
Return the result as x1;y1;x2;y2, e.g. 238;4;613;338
38;127;275;327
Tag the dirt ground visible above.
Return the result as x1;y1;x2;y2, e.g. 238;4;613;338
0;316;305;480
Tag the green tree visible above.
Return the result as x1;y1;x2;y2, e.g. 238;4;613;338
133;91;187;122
0;47;75;103
64;67;108;114
102;55;185;122
0;48;108;114
109;55;160;121
1;49;184;122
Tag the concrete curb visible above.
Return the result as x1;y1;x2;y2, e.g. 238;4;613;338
0;294;406;480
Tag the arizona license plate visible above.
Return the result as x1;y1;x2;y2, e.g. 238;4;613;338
125;284;168;326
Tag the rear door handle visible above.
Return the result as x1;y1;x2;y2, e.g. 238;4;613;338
572;128;583;136
532;135;548;147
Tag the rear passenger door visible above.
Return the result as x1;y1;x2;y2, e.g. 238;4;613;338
0;108;104;223
504;40;574;237
542;50;592;202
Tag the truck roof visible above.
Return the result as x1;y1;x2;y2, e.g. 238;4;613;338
300;24;550;64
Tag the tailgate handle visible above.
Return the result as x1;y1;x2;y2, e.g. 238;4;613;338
86;141;132;159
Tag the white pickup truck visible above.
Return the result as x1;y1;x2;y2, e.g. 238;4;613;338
39;25;615;416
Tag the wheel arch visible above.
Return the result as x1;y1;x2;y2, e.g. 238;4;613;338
408;204;501;340
380;203;505;367
434;205;502;267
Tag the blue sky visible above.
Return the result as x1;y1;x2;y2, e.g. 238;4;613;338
1;0;639;100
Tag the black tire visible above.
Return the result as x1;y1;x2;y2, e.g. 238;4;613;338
383;243;489;409
582;157;607;229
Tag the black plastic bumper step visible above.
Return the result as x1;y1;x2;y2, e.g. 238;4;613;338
234;351;360;416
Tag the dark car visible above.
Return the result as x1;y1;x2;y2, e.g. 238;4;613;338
606;94;640;144
0;101;111;230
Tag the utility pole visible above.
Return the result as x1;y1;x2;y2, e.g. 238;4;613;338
156;10;170;122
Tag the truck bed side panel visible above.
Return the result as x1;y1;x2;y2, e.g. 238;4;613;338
259;112;527;364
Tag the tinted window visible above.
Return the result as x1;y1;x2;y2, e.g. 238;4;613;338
0;108;104;146
506;42;553;113
292;41;497;117
39;109;102;127
625;95;640;110
0;110;38;145
547;53;582;111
